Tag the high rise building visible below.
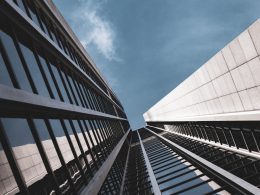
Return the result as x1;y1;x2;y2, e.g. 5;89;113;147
1;0;260;195
0;0;130;194
142;19;260;194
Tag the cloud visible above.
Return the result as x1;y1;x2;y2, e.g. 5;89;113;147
72;0;118;61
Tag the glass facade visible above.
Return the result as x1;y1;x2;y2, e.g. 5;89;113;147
0;0;129;194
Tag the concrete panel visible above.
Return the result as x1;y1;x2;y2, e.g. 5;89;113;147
238;30;257;61
222;46;237;70
239;90;254;110
248;57;260;85
229;38;246;67
249;19;260;55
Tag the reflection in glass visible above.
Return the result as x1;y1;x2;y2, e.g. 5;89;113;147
38;55;60;100
63;120;81;157
0;30;32;92
1;118;47;185
49;64;70;103
19;43;49;97
0;141;19;195
0;52;13;87
48;120;73;163
33;119;61;170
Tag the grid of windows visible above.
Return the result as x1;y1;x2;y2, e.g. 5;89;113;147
11;0;113;99
98;134;130;194
0;117;129;194
0;11;126;118
0;1;130;194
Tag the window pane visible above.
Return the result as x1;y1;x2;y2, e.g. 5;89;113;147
0;51;13;87
0;30;32;92
48;120;73;163
19;43;49;97
68;76;82;106
0;141;19;194
15;0;27;15
1;118;47;185
60;71;74;104
49;64;70;103
73;120;92;163
38;55;60;100
33;119;61;170
63;120;81;157
26;2;41;28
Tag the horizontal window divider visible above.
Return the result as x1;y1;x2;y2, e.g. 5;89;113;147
80;129;130;195
0;84;127;121
4;0;124;112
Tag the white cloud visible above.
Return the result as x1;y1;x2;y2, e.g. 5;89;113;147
73;0;118;61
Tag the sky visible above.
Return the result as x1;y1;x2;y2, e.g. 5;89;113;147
53;0;260;130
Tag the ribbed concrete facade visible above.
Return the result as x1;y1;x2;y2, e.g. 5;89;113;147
144;19;260;122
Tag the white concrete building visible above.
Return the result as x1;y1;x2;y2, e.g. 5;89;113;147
144;19;260;122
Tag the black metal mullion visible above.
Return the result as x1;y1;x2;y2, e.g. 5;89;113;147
27;118;61;195
82;120;103;165
44;119;76;193
60;119;88;183
77;120;99;170
69;120;93;177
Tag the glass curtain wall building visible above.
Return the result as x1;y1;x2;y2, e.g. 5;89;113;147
0;0;130;194
1;0;260;195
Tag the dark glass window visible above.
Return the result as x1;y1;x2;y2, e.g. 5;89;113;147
0;30;32;92
68;75;82;106
19;42;50;97
0;51;13;87
38;55;60;100
1;118;47;185
63;120;81;157
60;71;75;104
48;120;73;163
33;119;62;170
15;0;28;15
26;1;41;28
49;63;70;103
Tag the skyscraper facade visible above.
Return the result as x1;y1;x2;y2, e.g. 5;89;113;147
0;0;130;194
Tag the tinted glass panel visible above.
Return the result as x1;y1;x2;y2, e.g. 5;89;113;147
68;75;81;106
19;43;49;97
49;63;70;103
60;71;74;104
38;55;60;100
48;120;73;163
64;120;81;157
33;119;61;170
0;51;13;87
73;120;92;162
0;30;32;92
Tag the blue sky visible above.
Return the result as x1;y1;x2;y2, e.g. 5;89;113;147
53;0;260;129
